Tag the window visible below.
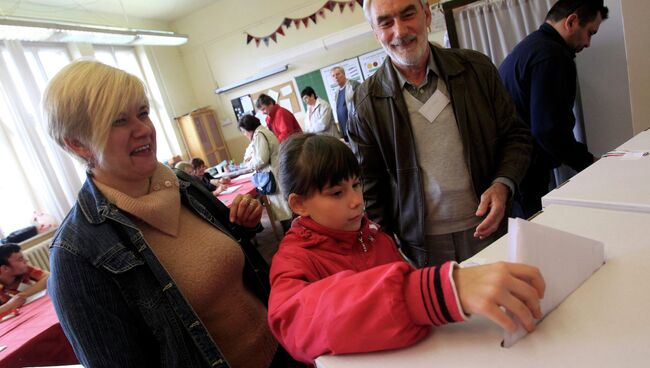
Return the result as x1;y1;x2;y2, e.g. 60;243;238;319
0;41;181;236
93;45;179;161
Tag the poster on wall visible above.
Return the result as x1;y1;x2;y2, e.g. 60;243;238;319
358;49;387;80
319;58;363;116
230;95;254;121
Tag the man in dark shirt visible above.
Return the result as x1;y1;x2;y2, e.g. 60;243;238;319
499;0;608;218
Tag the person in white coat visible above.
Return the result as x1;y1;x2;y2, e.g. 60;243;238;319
300;87;341;138
239;114;293;231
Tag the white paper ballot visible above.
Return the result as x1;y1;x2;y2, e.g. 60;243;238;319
24;289;47;305
502;218;605;347
218;184;242;195
418;89;449;123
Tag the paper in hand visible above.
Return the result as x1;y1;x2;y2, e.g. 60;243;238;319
502;218;605;347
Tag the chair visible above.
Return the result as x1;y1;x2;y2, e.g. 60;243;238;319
259;195;283;241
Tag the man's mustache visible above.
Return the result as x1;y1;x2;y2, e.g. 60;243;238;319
390;34;417;46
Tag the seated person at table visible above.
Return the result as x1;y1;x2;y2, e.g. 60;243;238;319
190;157;230;196
239;114;293;231
0;243;49;315
268;134;546;364
174;160;193;174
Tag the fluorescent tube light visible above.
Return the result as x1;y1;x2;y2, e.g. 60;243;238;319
0;16;188;46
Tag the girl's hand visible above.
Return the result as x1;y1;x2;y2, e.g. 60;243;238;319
229;194;263;227
453;262;545;332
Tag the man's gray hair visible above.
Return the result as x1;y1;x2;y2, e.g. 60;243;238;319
331;66;346;75
363;0;429;22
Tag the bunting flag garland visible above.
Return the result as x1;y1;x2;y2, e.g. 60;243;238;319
245;0;361;47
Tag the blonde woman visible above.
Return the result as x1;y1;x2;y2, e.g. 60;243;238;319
43;60;301;367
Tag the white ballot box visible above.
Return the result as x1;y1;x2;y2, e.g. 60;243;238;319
316;205;650;368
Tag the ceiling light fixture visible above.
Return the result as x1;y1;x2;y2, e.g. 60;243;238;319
0;16;188;46
214;64;290;94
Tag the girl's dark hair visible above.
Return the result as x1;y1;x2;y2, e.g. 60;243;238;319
279;133;360;198
238;114;261;132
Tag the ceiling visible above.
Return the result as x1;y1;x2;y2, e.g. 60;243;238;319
0;0;218;23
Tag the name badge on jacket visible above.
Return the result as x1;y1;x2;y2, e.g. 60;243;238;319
419;89;450;123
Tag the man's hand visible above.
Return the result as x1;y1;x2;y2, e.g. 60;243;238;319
474;182;509;239
453;262;545;332
229;194;263;228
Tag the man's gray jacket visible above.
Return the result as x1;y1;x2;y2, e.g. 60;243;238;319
348;44;532;267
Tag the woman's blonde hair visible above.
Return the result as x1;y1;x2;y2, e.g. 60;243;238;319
43;60;148;163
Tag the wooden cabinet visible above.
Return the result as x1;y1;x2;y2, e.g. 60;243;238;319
175;108;230;166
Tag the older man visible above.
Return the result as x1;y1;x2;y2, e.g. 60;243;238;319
348;0;532;267
331;66;360;142
499;0;608;219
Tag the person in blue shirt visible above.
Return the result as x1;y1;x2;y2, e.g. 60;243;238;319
499;0;608;218
331;66;360;142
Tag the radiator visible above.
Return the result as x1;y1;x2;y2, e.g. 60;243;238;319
22;239;51;272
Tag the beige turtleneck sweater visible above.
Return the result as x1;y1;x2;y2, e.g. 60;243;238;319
94;164;276;368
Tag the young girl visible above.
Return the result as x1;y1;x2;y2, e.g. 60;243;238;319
268;134;546;364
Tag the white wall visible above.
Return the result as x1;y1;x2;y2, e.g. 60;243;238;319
576;0;634;155
171;0;382;159
171;0;447;160
620;0;650;134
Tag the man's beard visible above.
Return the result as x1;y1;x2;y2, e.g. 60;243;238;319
384;34;428;67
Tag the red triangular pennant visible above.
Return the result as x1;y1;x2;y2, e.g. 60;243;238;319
255;38;261;47
276;26;285;36
325;1;335;11
356;0;363;6
246;34;253;45
338;2;346;13
302;18;309;27
310;14;317;24
271;33;277;43
319;9;326;19
294;19;301;29
348;2;355;11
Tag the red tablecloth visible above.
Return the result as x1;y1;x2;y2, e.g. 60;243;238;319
0;294;77;368
217;176;257;207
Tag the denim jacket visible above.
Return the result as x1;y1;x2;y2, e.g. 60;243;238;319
48;173;269;367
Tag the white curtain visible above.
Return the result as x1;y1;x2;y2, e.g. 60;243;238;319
0;40;181;235
0;41;82;225
453;0;586;186
454;0;554;66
